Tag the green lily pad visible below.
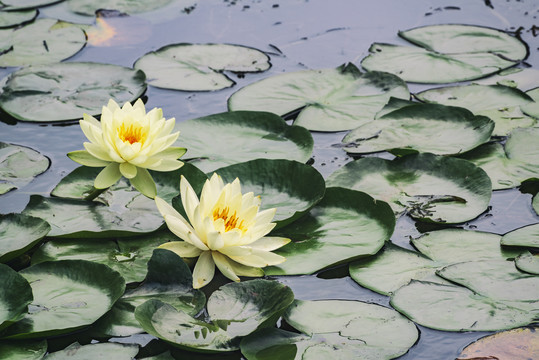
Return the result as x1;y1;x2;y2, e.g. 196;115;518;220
67;0;195;15
0;0;63;11
460;128;539;190
416;84;536;136
265;187;395;276
213;159;325;228
178;111;313;173
0;9;37;28
501;224;539;249
327;153;492;224
458;327;539;360
0;263;33;332
134;43;270;91
516;252;539;275
0;62;146;122
342;103;494;155
228;63;409;132
0;18;86;67
533;193;539;215
45;342;139;360
90;249;205;338
0;213;50;263
2;260;125;339
0;142;50;195
522;87;539;118
391;280;535;332
473;68;539;91
0;339;47;360
242;299;418;360
136;279;294;352
361;24;526;84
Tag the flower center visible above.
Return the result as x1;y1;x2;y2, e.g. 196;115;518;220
117;122;147;145
213;207;245;232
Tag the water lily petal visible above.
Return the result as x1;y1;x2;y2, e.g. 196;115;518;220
249;236;291;251
129;167;156;198
229;249;286;267
106;98;121;113
94;162;122;189
228;258;265;277
119;162;138;179
248;222;277;241
80;115;104;145
180;175;200;225
155;196;182;218
206;230;224;251
158;241;202;258
164;214;209;251
254;207;277;225
192;251;215;289
67;150;110;167
84;141;115;162
212;251;240;282
144;158;184;172
155;147;187;160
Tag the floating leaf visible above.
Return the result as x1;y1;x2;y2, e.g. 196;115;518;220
0;213;50;263
0;0;63;11
2;260;125;339
0;18;86;67
533;193;539;215
135;43;270;91
0;339;46;360
213;159;325;228
342;103;494;155
327;153;492;223
242;299;418;360
228;63;409;132
362;25;526;83
0;264;33;332
473;68;539;91
45;342;139;360
178;111;313;173
416;84;536;136
0;62;146;122
68;0;195;15
0;9;37;28
135;279;294;352
515;252;539;275
501;224;539;249
0;142;50;195
265;187;395;276
522;87;539;118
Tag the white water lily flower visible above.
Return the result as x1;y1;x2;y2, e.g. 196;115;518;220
155;173;290;289
68;98;186;198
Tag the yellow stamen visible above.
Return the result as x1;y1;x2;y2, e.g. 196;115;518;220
213;206;245;232
117;122;147;145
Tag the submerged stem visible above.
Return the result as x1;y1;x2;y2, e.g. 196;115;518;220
84;187;108;201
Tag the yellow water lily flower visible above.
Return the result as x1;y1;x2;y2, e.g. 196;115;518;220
155;173;290;289
68;99;186;198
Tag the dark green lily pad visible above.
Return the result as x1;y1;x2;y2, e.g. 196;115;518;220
213;159;325;228
515;252;539;275
0;142;50;195
0;339;47;360
501;224;539;249
0;0;63;11
67;0;195;15
135;279;294;352
0;62;146;122
2;260;125;339
390;280;535;332
416;84;536;136
178;111;313;173
0;263;33;332
134;43;270;91
265;187;395;276
0;213;50;263
0;18;86;67
241;299;417;360
342;103;494;155
228;63;409;132
362;25;526;83
0;9;37;28
90;249;205;338
327;153;492;223
45;342;139;360
460;128;539;190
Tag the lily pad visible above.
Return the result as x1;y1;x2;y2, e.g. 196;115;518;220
177;111;313;173
0;213;50;263
0;18;86;67
0;0;64;11
0;142;50;195
416;84;536;136
134;43;270;91
522;87;539;118
501;224;539;249
265;187;395;276
458;327;539;360
460;128;539;190
0;62;146;122
0;263;33;332
228;63;409;132
91;249;204;338
515;252;539;275
0;339;47;360
390;280;535;331
67;0;195;15
213;159;325;228
361;24;526;83
533;193;539;215
0;9;37;28
135;279;294;352
473;68;539;91
242;299;418;360
2;260;125;339
342;103;494;155
326;153;492;223
45;342;139;360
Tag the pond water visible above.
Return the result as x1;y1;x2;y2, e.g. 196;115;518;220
0;0;538;359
